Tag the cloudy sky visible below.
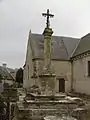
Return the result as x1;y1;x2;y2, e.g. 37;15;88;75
0;0;90;68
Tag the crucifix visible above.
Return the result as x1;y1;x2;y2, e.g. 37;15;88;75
39;10;55;95
42;9;54;28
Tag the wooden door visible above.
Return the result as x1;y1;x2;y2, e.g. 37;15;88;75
59;78;65;92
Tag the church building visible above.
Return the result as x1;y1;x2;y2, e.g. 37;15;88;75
23;10;90;95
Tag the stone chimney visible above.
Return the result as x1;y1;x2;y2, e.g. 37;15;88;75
2;63;7;68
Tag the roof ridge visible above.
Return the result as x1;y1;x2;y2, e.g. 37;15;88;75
61;37;69;58
53;35;79;39
72;33;90;57
31;33;80;39
70;39;81;57
25;30;34;63
81;33;90;39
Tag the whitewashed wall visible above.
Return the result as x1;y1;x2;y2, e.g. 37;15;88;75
73;56;90;95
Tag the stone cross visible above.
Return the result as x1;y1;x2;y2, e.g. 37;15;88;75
42;9;54;73
42;9;54;28
39;10;56;95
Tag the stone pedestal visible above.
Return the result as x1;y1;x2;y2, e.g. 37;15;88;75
39;74;56;95
38;27;56;95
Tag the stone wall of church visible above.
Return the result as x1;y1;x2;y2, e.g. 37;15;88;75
37;60;72;92
73;56;90;95
23;41;33;88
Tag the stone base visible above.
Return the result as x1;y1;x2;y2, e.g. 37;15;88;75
39;73;56;95
15;96;79;120
14;90;88;120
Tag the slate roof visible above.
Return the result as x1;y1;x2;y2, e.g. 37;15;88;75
72;33;90;57
30;33;80;60
0;66;16;80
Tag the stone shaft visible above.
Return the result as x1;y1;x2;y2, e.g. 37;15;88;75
43;27;53;71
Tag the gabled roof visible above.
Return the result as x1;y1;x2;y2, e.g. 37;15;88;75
30;33;79;60
62;37;80;57
72;33;90;57
0;66;16;80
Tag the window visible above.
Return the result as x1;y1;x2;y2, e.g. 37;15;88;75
88;61;90;76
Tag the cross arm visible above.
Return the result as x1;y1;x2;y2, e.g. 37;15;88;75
42;13;54;18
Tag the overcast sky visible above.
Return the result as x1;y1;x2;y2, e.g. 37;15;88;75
0;0;90;68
